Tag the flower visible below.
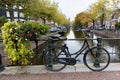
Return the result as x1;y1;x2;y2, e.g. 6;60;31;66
19;33;24;37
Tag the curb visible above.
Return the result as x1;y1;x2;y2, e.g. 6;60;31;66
0;63;120;75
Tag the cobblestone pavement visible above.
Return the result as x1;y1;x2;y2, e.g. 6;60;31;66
1;71;120;80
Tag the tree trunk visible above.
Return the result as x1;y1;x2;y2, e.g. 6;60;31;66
92;20;95;29
100;13;105;27
8;6;14;21
41;17;46;24
43;18;46;24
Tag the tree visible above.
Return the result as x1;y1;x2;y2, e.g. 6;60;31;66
87;4;100;28
22;0;59;24
0;0;69;26
20;0;41;20
73;12;90;28
79;12;90;27
93;0;110;26
87;0;111;28
112;0;120;10
111;0;120;18
73;14;82;27
54;12;70;26
41;1;58;24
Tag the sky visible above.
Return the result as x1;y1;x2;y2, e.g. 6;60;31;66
51;0;97;21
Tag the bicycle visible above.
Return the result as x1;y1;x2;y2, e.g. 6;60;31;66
42;32;110;72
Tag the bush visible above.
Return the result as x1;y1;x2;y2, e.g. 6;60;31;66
115;22;120;29
39;24;50;35
1;21;50;65
0;16;7;28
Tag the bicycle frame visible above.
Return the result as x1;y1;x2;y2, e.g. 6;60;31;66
47;37;97;60
74;39;91;58
62;38;93;59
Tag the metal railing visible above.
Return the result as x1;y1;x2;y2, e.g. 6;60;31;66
1;37;120;66
67;37;120;63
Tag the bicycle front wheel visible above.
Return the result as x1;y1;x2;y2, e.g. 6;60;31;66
83;47;110;71
43;47;68;72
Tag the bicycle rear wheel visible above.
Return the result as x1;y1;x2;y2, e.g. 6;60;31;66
43;47;68;72
83;47;110;71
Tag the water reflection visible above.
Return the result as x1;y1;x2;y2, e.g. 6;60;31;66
64;29;84;53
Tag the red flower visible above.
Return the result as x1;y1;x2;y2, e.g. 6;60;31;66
19;33;24;37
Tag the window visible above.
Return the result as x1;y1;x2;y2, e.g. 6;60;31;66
6;11;10;17
14;11;18;17
20;13;24;17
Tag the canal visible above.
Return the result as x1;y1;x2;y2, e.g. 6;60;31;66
63;29;120;63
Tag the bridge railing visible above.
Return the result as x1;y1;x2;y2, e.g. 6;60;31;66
67;37;120;63
1;37;120;66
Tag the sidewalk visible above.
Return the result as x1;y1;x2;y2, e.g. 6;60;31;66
0;63;120;80
1;71;120;80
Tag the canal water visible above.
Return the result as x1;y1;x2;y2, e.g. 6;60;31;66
63;29;120;63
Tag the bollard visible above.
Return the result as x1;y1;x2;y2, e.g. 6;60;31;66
47;40;53;69
0;54;5;72
97;37;102;48
93;50;100;68
93;37;102;68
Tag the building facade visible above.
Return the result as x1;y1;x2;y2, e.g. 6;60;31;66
106;9;120;29
0;6;24;21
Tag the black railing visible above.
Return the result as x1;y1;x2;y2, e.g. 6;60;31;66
0;37;120;66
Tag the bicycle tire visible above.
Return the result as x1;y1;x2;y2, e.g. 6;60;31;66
43;47;68;72
83;47;110;71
